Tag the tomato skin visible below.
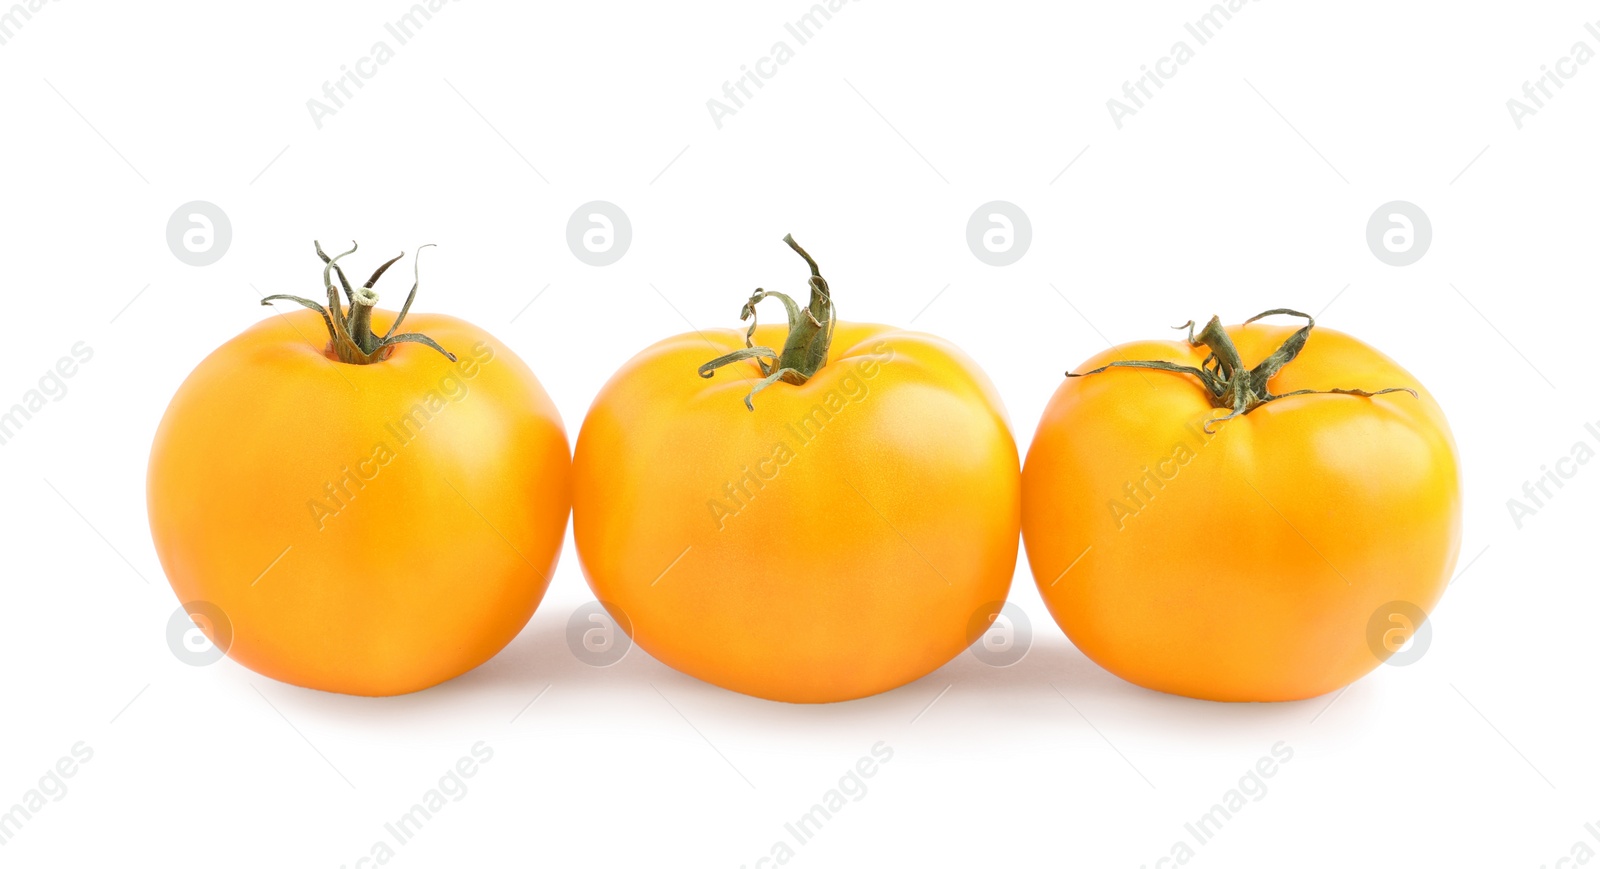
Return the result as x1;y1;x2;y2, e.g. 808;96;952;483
1022;322;1462;702
147;309;571;696
573;323;1020;703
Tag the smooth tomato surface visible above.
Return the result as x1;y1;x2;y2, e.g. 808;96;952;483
1023;321;1461;702
574;322;1020;703
148;309;571;696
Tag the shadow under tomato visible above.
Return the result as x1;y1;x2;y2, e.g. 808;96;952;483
228;597;1370;756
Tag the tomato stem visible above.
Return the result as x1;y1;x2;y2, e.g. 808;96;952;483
260;242;456;365
697;234;838;410
1068;309;1417;431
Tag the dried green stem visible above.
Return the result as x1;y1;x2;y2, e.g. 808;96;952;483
698;234;838;410
261;241;456;365
1068;309;1416;431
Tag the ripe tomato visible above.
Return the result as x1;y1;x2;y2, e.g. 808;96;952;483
1022;310;1461;702
573;236;1020;703
147;243;570;696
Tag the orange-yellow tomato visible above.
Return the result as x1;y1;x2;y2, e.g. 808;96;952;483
148;310;570;696
573;322;1020;703
1022;316;1461;702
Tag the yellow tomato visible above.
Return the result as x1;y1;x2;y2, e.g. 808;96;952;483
1022;311;1462;702
573;237;1020;703
148;245;571;696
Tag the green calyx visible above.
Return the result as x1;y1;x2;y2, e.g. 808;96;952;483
697;234;838;410
1068;308;1416;431
261;241;456;365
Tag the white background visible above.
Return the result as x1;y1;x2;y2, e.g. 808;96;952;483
1;1;1596;866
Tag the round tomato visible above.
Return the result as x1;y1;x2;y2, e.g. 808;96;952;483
147;243;571;696
573;236;1020;703
1022;310;1461;702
